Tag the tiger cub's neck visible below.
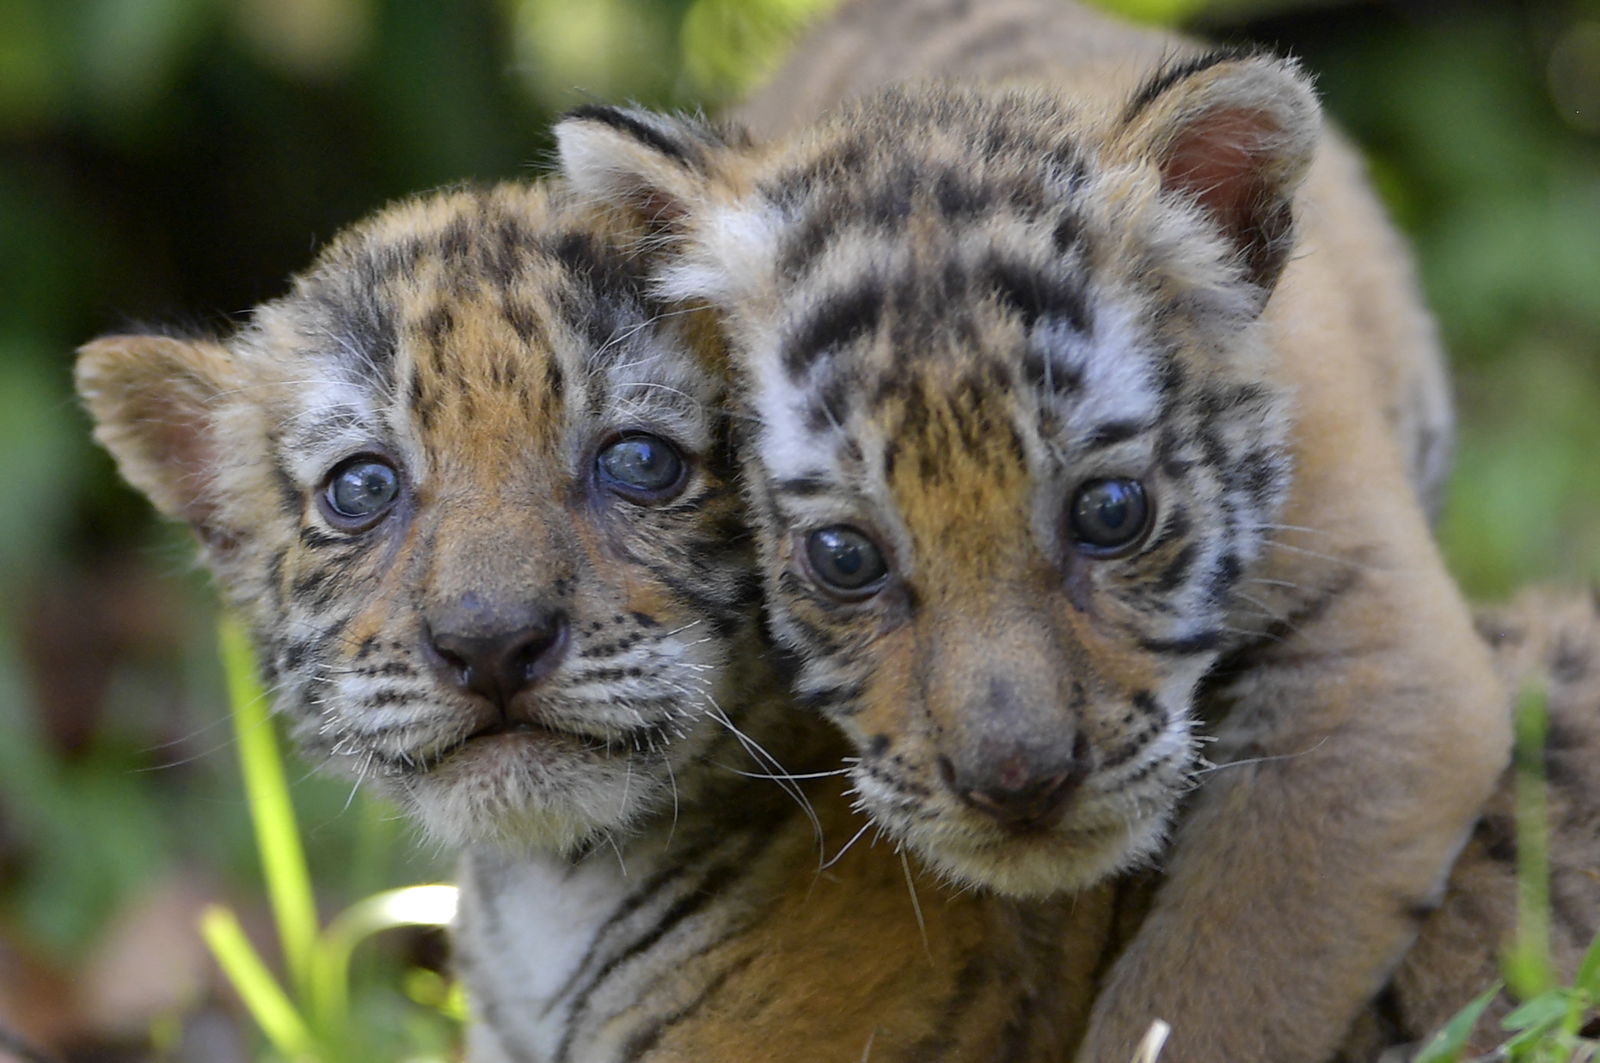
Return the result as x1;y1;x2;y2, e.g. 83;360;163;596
452;651;850;1059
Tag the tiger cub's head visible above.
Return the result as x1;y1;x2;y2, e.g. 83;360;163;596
77;183;749;854
557;54;1317;894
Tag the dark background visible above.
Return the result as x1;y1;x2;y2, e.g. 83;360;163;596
1;0;1595;1057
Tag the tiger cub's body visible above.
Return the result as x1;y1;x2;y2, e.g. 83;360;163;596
556;1;1511;1058
1341;589;1600;1061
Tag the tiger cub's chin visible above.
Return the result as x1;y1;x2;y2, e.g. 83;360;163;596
388;729;681;853
909;799;1176;898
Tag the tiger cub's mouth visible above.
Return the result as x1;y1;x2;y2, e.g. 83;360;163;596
417;713;634;774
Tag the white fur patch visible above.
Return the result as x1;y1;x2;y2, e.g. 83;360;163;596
1050;296;1163;442
656;200;783;309
457;848;640;1060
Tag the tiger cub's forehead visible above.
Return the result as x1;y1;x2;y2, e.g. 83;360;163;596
748;91;1165;487
242;183;712;476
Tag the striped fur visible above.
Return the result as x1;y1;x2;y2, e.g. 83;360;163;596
554;3;1512;1059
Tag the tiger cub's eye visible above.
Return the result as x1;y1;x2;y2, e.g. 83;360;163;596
320;456;401;531
596;433;687;502
805;525;889;598
1068;478;1152;556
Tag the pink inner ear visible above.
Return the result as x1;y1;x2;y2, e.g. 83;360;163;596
141;388;228;540
1161;108;1278;238
637;187;687;228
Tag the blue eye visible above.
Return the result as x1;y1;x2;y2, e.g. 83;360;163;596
596;433;686;501
1068;478;1152;555
321;456;401;529
805;525;889;598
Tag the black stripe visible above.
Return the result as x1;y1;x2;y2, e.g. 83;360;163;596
906;951;991;1061
985;254;1089;334
1205;551;1243;606
1152;541;1198;594
1140;630;1224;655
796;682;863;714
1081;418;1150;450
614;952;758;1059
774;474;832;498
298;525;346;549
554;832;781;1063
781;283;884;378
1102;720;1164;771
563;105;700;170
544;834;727;1010
270;454;302;517
1123;49;1257;124
996;981;1043;1063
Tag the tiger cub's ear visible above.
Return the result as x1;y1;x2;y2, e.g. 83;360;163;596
1114;51;1320;297
76;333;246;549
556;105;745;231
556;105;777;309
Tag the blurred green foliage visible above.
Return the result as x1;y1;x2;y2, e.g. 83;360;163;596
0;0;1595;1053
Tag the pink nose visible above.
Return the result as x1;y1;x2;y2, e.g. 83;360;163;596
940;747;1088;832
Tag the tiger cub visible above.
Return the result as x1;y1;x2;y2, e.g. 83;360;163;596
554;9;1511;1062
76;183;758;858
73;178;1122;1062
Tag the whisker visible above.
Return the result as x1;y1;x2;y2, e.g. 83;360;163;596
1193;736;1332;777
898;850;932;960
821;820;874;870
723;767;853;782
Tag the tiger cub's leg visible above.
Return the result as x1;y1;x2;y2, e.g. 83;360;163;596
1335;588;1600;1062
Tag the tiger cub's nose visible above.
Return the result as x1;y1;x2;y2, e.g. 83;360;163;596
941;745;1089;832
425;607;570;709
961;770;1081;831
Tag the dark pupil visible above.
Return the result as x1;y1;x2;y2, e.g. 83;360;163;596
808;527;886;591
599;436;681;491
1071;478;1148;549
330;461;398;517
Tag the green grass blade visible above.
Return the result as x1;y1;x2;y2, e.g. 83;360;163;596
1575;926;1600;998
221;615;319;1004
200;904;317;1061
1502;989;1571;1033
310;884;460;1037
1414;983;1501;1063
1505;680;1556;999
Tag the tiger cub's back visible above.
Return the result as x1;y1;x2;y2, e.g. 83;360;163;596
736;0;1453;516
